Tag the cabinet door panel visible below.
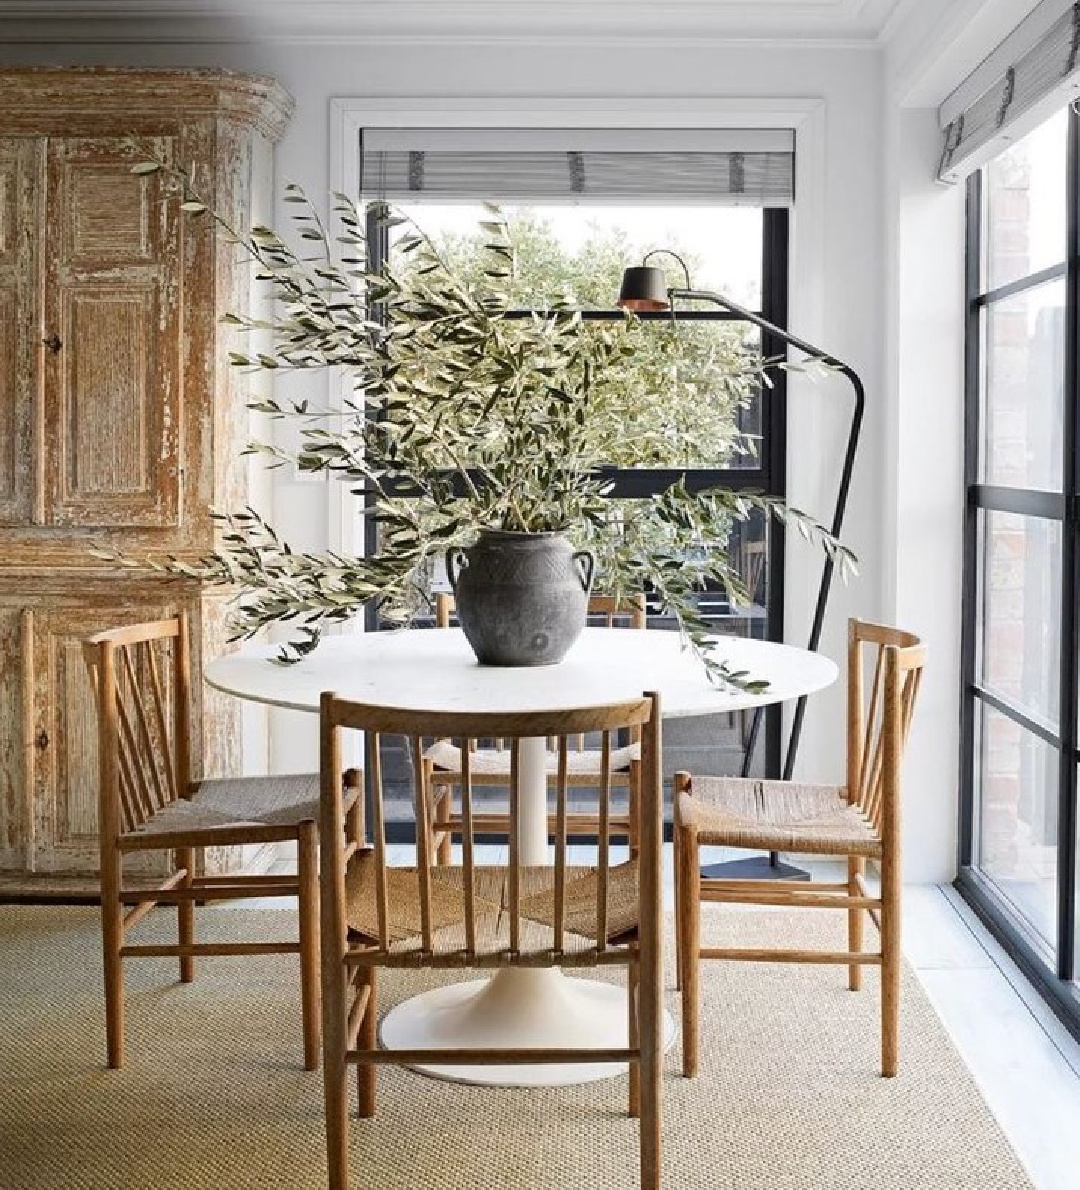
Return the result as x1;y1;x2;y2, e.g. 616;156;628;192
43;137;180;528
64;287;153;499
0;609;29;870
30;601;173;875
0;138;42;526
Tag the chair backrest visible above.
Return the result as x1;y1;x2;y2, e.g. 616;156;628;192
846;619;925;839
434;591;646;630
584;593;648;629
320;693;661;965
83;616;191;840
736;539;766;605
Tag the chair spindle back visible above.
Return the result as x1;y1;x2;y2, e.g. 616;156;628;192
846;620;926;838
84;617;190;836
321;696;659;965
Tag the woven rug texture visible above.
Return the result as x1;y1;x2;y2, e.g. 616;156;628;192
0;905;1033;1190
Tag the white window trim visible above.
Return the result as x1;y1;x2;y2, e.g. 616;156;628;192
326;94;828;679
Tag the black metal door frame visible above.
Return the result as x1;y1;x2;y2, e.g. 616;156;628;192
956;108;1080;1040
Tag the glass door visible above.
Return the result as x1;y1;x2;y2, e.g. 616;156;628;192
959;104;1080;1034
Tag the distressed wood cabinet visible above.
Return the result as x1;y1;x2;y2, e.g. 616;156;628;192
0;69;292;893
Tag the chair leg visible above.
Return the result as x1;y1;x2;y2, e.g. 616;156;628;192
322;959;350;1190
177;847;195;984
672;812;682;993
627;959;640;1118
298;820;321;1071
638;955;662;1190
357;968;377;1118
676;823;700;1078
881;851;901;1078
847;856;864;992
100;845;125;1070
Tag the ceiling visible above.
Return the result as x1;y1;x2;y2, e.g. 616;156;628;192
0;0;917;46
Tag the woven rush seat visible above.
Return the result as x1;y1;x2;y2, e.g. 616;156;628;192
344;850;640;960
424;738;639;779
678;776;882;859
122;773;320;840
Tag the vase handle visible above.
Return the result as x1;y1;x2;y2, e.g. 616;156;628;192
446;547;468;594
572;549;595;595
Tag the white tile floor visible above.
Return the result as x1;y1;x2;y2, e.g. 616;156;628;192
267;841;1080;1190
903;883;1080;1190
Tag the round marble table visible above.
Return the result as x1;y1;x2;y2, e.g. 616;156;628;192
206;626;837;1087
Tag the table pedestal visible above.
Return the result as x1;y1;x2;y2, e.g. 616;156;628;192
380;967;666;1086
380;736;674;1086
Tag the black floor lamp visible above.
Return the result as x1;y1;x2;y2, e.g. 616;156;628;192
617;250;865;878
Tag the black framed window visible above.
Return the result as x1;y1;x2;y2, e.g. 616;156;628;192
360;176;791;834
958;104;1080;1038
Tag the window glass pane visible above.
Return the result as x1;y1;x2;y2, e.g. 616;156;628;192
700;507;771;641
389;204;765;469
644;507;772;780
394;203;763;308
976;510;1061;726
985;107;1067;291
975;700;1059;954
979;279;1064;490
365;173;785;826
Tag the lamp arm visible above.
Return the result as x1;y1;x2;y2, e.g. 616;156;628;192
670;286;865;780
642;248;692;291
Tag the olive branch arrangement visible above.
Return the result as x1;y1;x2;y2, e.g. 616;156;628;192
123;159;856;690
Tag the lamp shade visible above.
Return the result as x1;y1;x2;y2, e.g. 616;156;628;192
616;265;671;311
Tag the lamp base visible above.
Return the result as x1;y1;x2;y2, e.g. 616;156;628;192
700;854;810;881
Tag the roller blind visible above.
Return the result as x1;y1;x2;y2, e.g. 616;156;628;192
360;128;795;205
938;1;1080;183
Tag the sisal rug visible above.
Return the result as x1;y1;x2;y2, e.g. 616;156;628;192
0;905;1033;1190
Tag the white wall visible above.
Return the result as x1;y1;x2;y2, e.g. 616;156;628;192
880;1;1049;881
7;32;967;867
881;104;966;882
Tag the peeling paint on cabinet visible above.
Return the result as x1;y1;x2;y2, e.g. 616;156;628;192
0;68;293;892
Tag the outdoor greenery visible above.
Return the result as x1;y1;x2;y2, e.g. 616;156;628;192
419;211;761;471
128;164;856;687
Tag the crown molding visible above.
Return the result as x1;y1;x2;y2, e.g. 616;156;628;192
0;0;909;47
0;66;293;139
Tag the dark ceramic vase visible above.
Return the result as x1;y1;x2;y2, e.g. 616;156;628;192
447;530;595;666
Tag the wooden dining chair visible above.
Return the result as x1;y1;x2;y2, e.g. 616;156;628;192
318;692;664;1190
674;619;925;1078
84;613;363;1071
427;592;647;862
